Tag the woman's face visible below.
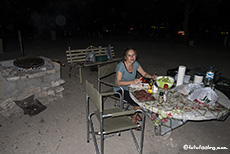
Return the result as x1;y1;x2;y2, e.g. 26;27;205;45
125;49;136;63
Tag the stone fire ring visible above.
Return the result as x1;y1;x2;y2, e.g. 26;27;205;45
13;56;45;69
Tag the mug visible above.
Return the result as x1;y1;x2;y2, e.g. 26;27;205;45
194;74;204;84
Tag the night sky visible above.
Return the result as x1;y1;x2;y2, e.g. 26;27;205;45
0;0;229;40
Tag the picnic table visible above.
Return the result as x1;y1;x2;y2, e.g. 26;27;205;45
129;83;230;136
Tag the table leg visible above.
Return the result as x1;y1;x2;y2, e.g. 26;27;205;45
145;111;186;136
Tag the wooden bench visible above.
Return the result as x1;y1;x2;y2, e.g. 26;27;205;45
66;45;121;84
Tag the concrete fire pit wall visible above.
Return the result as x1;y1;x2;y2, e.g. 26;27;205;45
0;57;65;118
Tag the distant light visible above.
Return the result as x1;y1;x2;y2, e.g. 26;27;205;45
130;27;134;31
159;26;165;29
178;31;185;35
151;26;158;29
221;32;228;35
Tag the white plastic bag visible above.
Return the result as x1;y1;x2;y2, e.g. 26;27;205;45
177;83;202;95
188;87;218;106
86;50;95;62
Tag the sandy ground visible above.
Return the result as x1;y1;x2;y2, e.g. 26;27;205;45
0;36;230;154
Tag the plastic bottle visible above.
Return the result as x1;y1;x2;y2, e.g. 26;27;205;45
205;66;215;87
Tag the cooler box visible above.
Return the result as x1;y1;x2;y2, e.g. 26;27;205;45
95;55;108;62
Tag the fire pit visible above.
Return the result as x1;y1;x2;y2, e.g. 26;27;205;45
13;56;45;69
0;56;65;117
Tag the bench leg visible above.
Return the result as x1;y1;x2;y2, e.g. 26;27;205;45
79;67;82;84
69;66;72;78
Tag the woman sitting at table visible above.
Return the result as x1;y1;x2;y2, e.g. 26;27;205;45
114;47;157;125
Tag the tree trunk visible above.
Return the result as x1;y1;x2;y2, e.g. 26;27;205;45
183;0;191;46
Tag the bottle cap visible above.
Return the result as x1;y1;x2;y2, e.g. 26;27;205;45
164;84;168;89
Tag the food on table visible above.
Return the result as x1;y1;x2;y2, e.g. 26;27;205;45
158;76;173;83
156;76;175;89
134;90;155;101
139;77;148;83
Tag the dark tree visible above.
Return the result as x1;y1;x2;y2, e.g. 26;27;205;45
183;0;223;45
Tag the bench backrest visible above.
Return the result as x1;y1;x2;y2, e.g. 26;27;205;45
66;45;115;64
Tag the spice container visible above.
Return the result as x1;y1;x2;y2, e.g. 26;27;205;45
159;92;164;104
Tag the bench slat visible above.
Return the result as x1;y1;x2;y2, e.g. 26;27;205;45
66;52;115;58
67;54;116;64
67;56;120;65
66;54;115;60
66;46;113;52
66;49;114;55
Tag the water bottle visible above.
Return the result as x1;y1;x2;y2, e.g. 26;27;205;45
205;66;214;87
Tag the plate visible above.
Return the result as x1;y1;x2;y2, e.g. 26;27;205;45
130;83;148;88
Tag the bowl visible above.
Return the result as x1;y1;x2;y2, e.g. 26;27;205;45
156;76;175;89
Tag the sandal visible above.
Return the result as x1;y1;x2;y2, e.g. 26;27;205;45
135;126;142;131
136;115;142;121
132;120;142;131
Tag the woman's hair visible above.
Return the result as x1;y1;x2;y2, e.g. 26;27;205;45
123;47;138;60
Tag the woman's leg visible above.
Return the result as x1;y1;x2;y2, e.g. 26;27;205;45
117;90;138;106
117;90;141;122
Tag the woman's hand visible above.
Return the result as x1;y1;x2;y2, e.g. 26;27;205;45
151;72;157;80
132;78;142;85
152;74;157;80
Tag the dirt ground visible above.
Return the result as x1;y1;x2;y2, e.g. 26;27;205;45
0;36;230;154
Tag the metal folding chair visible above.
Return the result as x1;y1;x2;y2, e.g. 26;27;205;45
86;80;146;154
97;62;130;110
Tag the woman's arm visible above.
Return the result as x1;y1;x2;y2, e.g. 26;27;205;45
137;66;157;80
116;71;141;86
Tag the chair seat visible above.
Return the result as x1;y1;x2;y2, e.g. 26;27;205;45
95;108;139;135
102;88;120;100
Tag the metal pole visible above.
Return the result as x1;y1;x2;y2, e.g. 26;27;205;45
18;30;24;56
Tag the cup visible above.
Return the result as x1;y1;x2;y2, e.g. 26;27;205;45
194;74;204;84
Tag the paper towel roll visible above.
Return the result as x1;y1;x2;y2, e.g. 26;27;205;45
176;65;186;86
